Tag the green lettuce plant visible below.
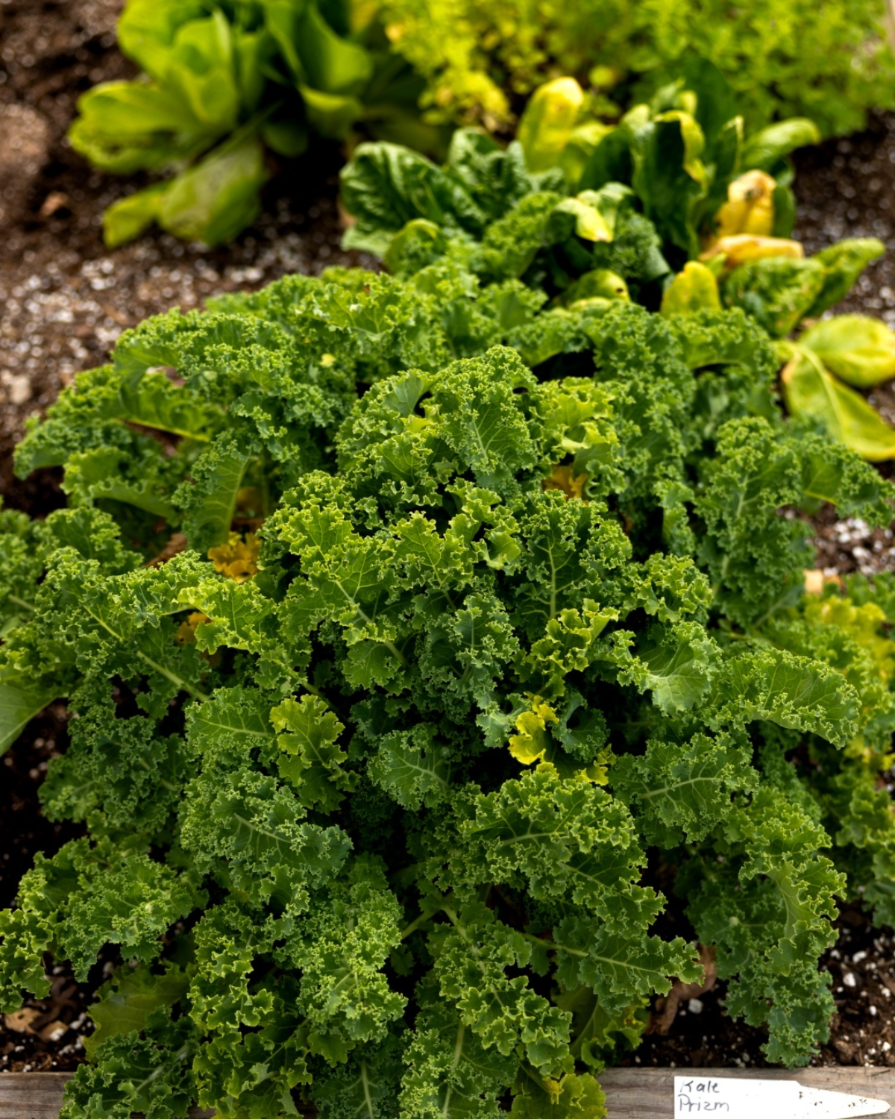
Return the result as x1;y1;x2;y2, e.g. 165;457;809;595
341;65;895;461
69;0;436;247
3;132;895;1114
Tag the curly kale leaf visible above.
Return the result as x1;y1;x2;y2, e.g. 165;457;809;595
684;789;844;1064
612;731;756;846
60;1012;198;1119
311;1033;404;1119
431;902;572;1077
277;863;406;1056
0;837;203;1008
460;766;656;926
180;758;351;909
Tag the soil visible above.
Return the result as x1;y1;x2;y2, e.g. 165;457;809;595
793;119;895;328
5;0;895;1087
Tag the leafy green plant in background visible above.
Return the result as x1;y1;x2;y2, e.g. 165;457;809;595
341;60;820;277
3;127;895;1116
379;0;895;136
69;0;437;247
341;62;895;461
70;0;895;248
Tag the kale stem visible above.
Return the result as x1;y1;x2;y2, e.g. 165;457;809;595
519;931;586;958
520;1063;548;1089
137;650;210;702
399;909;438;940
442;906;461;930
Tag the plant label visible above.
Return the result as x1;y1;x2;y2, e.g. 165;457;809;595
674;1076;890;1118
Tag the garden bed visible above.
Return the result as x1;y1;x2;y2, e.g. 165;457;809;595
4;0;895;1098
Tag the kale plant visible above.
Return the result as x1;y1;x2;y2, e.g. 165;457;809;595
2;243;895;1116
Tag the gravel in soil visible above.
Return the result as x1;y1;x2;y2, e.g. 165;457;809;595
5;0;895;1081
1;970;96;1073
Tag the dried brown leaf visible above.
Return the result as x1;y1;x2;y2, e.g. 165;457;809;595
3;1007;42;1034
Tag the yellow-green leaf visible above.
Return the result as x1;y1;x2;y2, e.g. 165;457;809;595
560;269;629;305
782;348;895;461
660;262;721;316
560;120;612;189
510;1070;607;1118
517;77;585;173
508;698;609;783
655;110;707;186
103;182;171;248
800;315;895;388
711;169;777;240
552;196;613;242
508;699;555;765
0;675;63;755
741;118;822;172
701;234;803;272
299;84;363;140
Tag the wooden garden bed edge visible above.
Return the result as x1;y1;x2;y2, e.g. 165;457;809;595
2;1067;893;1118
